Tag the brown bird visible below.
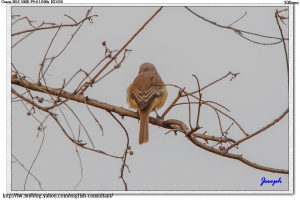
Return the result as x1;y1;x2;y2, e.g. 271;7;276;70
127;63;168;144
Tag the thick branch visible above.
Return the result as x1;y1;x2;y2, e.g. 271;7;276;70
12;76;169;128
12;76;288;174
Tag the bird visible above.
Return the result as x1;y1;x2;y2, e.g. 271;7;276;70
126;63;168;144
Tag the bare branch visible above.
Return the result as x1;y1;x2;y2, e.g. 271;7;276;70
12;76;288;174
234;31;283;45
187;71;239;96
192;132;236;144
225;108;289;153
184;7;288;41
190;137;288;174
12;16;36;28
74;147;83;190
12;155;43;190
228;11;247;27
12;85;121;159
107;112;130;191
12;14;98;36
192;74;202;129
164;83;193;130
84;97;104;136
202;101;248;136
275;9;289;82
79;6;164;94
95;49;132;83
161;89;183;119
38;28;60;84
24;128;45;190
64;103;95;148
64;14;77;24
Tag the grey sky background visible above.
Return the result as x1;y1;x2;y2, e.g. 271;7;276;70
8;5;292;192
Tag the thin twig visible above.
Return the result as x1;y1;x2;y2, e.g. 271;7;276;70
12;14;98;36
228;11;247;27
84;97;104;136
234;31;283;45
161;89;183;119
24;129;45;190
12;31;36;48
58;106;76;139
12;16;36;27
164;83;193;130
190;137;288;174
188;71;239;96
12;155;43;190
202;100;230;112
55;11;90;59
65;69;91;89
225;108;288;152
64;14;77;23
38;28;60;84
192;75;201;129
74;147;83;190
186;75;202;137
11;65;35;101
192;132;236;144
214;109;223;135
64;103;95;148
13;87;120;159
50;112;121;159
74;56;109;93
225;122;234;133
107;112;130;191
95;49;132;83
56;97;83;190
202;101;248;136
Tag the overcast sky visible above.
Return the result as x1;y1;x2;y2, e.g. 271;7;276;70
3;2;297;195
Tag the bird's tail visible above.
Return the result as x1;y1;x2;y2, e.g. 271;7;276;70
139;109;149;145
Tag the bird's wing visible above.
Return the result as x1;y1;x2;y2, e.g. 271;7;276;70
132;72;163;110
